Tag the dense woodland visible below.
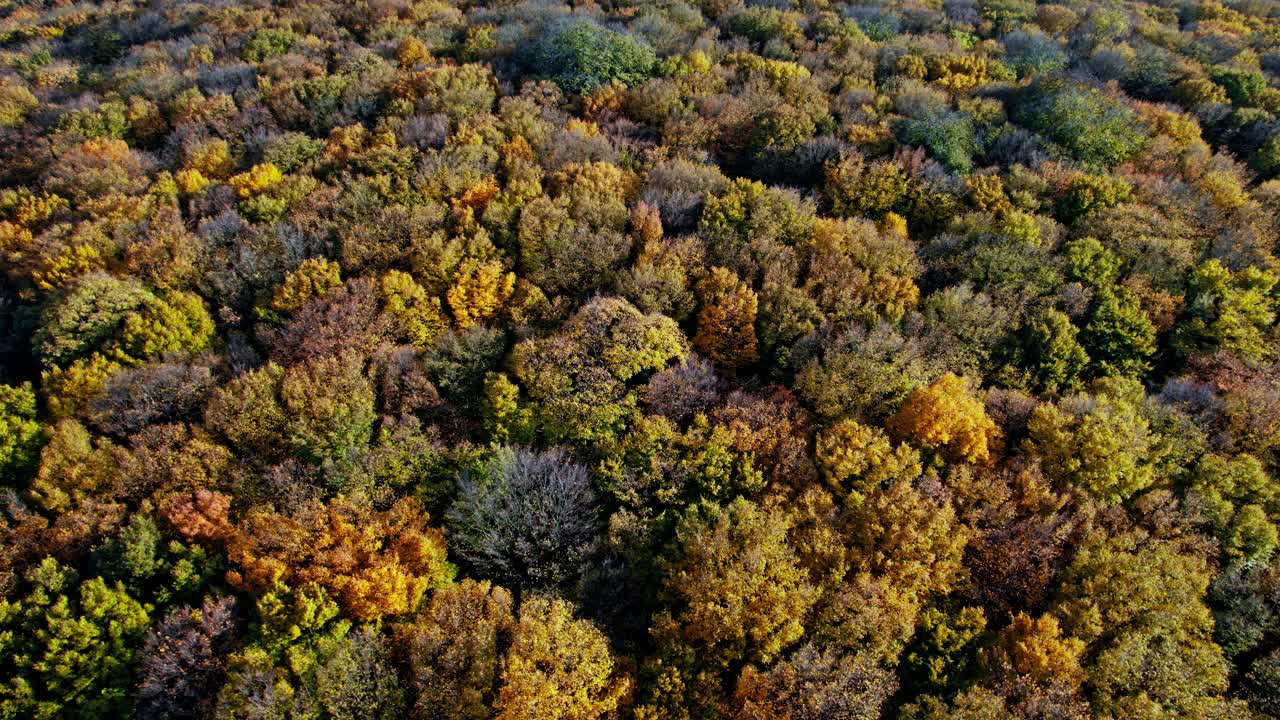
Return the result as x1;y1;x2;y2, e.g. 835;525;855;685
4;0;1280;717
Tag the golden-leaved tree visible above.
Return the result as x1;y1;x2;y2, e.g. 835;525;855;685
226;494;453;621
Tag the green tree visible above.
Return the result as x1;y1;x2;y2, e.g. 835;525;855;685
279;353;377;466
1210;65;1268;106
897;110;979;174
0;558;151;720
34;274;214;372
1082;286;1156;378
1015;81;1146;167
1062;237;1121;287
1175;259;1278;363
1053;533;1235;719
902;605;988;693
1024;380;1158;504
1188;453;1280;562
34;273;150;369
531;21;657;93
217;585;405;720
1022;309;1089;394
0;383;43;485
111;291;215;365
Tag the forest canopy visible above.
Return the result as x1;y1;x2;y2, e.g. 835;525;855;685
2;0;1280;718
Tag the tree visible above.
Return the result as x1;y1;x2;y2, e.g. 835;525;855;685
530;21;657;93
1063;238;1121;288
34;273;150;368
1014;80;1147;167
311;627;406;720
802;217;921;327
0;383;42;485
0;558;151;720
510;297;687;443
887;373;999;464
824;154;908;218
447;259;515;328
516;164;637;298
845;481;968;600
27;418;121;515
1052;533;1234;718
643;354;721;423
87;361;215;437
91;514;224;606
379;270;447;348
733;644;897;720
279;353;377;466
226;495;453;621
265;277;395;366
1024;380;1158;504
447;446;600;590
654;498;816;668
795;323;937;424
111;290;215;366
1058;178;1132;222
422;325;507;413
402;579;516;720
987;613;1085;687
1210;65;1268;106
897;110;979;173
495;595;629;720
1021;310;1089;394
902;605;987;693
204;363;289;460
815;418;921;501
217;588;405;720
1175;259;1278;363
694;267;760;372
1082;286;1157;378
267;257;342;315
481;372;535;445
1188;453;1280;562
136;595;238;720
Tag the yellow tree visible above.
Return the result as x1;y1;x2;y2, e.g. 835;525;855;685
656;498;816;667
815;418;921;500
987;612;1086;687
447;258;515;328
693;267;759;371
494;595;630;720
845;480;968;600
226;495;453;621
381;270;447;348
269;257;342;314
887;373;998;464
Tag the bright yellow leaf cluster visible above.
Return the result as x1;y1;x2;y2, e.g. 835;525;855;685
229;162;284;198
447;258;515;328
887;372;999;464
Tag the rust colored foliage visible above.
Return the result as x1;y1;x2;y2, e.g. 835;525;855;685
226;495;453;621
